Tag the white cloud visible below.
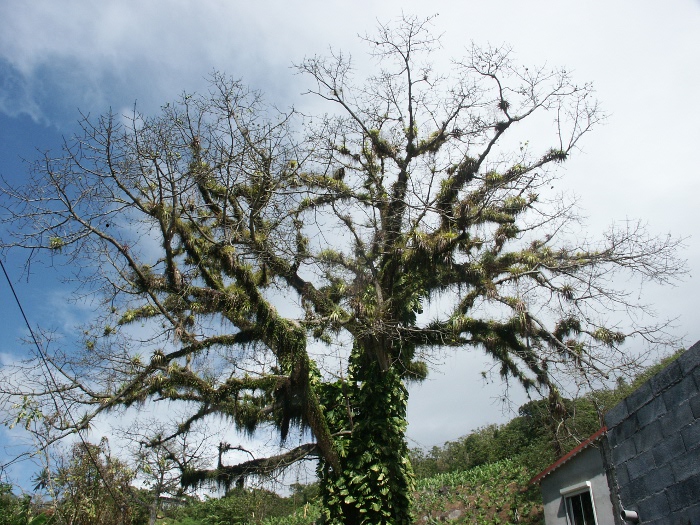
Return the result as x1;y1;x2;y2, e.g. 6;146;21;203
1;0;699;461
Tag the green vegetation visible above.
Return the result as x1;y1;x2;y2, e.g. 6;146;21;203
155;461;542;525
0;349;683;525
50;441;140;525
0;483;51;525
161;487;312;525
411;398;596;479
411;349;685;479
48;439;149;525
0;10;685;523
413;460;542;524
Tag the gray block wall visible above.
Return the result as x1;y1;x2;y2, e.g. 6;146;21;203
604;341;700;525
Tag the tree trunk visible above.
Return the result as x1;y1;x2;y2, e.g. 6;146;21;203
318;346;415;524
148;489;160;525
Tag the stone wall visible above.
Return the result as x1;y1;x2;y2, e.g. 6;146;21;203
604;341;700;524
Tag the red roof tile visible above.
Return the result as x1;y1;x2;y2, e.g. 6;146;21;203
529;426;607;485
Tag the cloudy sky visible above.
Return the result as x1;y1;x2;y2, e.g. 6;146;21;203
1;0;699;483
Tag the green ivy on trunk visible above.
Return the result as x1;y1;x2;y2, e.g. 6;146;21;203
318;348;414;524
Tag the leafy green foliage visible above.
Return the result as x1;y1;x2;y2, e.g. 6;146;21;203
411;399;596;477
0;14;684;525
161;485;319;525
411;349;686;478
48;439;148;525
161;461;542;525
166;488;298;525
414;460;542;524
164;460;542;525
317;357;414;525
0;483;52;525
258;505;320;525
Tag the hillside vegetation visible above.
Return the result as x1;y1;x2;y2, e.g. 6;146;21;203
1;350;682;525
152;349;682;525
154;459;541;525
410;349;683;480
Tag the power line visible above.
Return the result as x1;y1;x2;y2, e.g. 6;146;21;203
1;260;49;370
0;258;126;505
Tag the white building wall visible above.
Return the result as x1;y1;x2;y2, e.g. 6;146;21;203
540;446;616;525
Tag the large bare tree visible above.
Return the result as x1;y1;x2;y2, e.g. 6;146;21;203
0;16;684;524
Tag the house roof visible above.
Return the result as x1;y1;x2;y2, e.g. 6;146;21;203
529;426;607;485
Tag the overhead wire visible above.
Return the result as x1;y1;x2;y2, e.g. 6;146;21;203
0;258;127;506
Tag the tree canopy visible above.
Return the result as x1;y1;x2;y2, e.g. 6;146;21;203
0;15;684;525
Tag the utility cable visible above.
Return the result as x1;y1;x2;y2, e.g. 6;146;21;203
0;258;127;506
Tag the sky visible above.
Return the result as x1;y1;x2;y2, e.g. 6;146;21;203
1;0;699;486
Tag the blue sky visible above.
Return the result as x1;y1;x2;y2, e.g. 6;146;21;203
1;0;699;486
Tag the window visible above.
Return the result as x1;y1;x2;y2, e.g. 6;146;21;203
560;481;598;525
565;490;596;525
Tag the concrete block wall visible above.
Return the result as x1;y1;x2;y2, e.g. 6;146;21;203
604;341;700;525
